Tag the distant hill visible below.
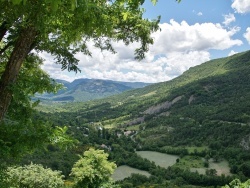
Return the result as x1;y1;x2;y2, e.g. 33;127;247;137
35;78;151;102
40;50;250;150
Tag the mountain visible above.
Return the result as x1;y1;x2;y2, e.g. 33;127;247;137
41;50;250;151
36;78;151;102
35;50;250;187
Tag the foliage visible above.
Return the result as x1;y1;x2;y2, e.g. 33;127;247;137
0;0;161;88
0;0;161;165
21;50;250;187
50;126;79;151
0;53;62;122
2;163;64;188
222;179;250;188
70;148;117;188
0;120;77;163
0;52;77;161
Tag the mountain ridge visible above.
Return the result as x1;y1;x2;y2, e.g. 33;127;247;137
36;78;152;102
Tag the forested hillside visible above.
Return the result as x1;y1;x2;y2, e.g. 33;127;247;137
35;78;151;102
26;50;250;187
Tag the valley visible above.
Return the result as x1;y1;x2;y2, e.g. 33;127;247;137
1;0;250;187
21;50;250;187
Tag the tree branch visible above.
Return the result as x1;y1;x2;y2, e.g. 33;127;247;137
0;41;14;56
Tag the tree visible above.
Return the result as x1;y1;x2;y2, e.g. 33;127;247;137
0;52;77;161
0;53;61;122
70;148;117;188
222;179;250;188
0;0;161;120
205;168;217;176
2;163;64;188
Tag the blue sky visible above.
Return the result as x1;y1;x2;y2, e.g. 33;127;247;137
143;0;250;59
41;0;250;83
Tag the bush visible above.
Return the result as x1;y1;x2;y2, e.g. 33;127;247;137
3;163;64;188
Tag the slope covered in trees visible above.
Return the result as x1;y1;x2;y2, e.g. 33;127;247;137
28;50;250;187
36;78;151;102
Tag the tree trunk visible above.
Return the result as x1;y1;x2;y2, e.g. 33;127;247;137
0;26;37;121
0;21;7;42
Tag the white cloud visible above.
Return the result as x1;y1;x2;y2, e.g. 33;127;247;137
197;12;203;16
228;50;238;56
223;13;236;26
232;0;250;14
151;20;242;53
244;27;250;44
40;20;243;83
77;51;211;83
192;10;203;16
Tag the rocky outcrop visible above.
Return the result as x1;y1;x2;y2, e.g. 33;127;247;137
240;135;250;150
188;95;195;104
143;95;183;115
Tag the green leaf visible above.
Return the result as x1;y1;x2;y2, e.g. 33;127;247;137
151;0;158;5
71;0;76;10
51;1;59;11
122;12;129;20
11;0;22;5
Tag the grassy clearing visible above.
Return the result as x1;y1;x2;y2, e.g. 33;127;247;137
174;155;231;176
190;168;206;175
111;165;150;181
126;124;141;131
102;115;130;129
136;151;178;168
209;160;231;176
140;91;157;98
103;124;117;129
161;146;208;155
186;146;209;154
190;160;231;176
174;155;204;168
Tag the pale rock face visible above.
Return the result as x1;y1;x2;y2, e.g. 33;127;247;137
143;95;183;115
240;135;250;150
188;95;195;105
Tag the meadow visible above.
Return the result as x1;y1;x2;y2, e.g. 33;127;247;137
111;165;151;181
136;151;179;168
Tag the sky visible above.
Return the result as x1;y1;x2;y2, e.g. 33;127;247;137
40;0;250;83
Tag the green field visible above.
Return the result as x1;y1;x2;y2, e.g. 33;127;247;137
185;146;209;154
111;165;151;181
136;151;178;168
190;160;231;176
209;160;231;176
174;155;204;168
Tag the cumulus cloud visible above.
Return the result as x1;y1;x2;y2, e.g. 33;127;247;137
197;12;203;16
244;27;250;44
151;20;242;53
77;51;211;83
40;19;242;83
232;0;250;14
223;13;236;26
228;50;238;56
192;10;203;16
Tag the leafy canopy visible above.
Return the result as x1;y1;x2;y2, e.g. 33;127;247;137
2;163;65;188
0;0;160;72
222;179;250;188
0;52;76;161
0;0;161;160
70;148;117;188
